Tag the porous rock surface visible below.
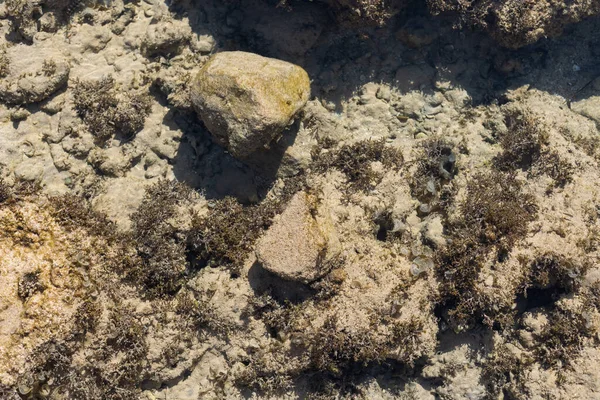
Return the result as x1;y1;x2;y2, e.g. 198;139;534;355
0;45;69;105
190;51;311;159
255;191;339;283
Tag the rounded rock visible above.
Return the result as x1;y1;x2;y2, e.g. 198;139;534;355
191;51;311;159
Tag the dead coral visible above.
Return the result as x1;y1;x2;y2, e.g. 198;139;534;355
5;0;73;42
73;76;151;146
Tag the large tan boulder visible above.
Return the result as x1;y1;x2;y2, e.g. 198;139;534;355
255;191;339;283
191;51;310;159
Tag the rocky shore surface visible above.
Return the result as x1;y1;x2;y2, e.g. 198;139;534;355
2;0;600;399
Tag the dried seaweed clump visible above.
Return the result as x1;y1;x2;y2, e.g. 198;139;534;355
411;137;458;212
481;342;532;397
437;170;538;328
427;0;600;48
478;252;596;397
73;76;151;145
495;108;574;188
18;303;147;400
306;315;426;375
535;304;597;367
188;197;278;276
48;193;117;237
128;179;194;297
17;271;45;300
0;50;9;79
0;178;11;203
187;176;304;276
313;139;403;194
526;254;595;366
237;303;428;396
527;253;589;294
536;149;575;189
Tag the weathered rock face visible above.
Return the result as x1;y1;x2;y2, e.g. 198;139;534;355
255;191;339;283
191;51;311;159
142;18;192;56
0;45;69;105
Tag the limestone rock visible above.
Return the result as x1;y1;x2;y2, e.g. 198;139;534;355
0;45;69;105
142;19;192;56
191;51;311;159
255;191;339;283
423;215;446;248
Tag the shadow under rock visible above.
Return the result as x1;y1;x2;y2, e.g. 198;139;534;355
170;110;302;203
247;261;316;304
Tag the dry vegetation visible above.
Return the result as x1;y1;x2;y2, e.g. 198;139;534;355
411;137;458;212
73;76;152;146
0;50;9;78
313;139;404;195
495;108;574;188
0;179;231;399
437;169;538;328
